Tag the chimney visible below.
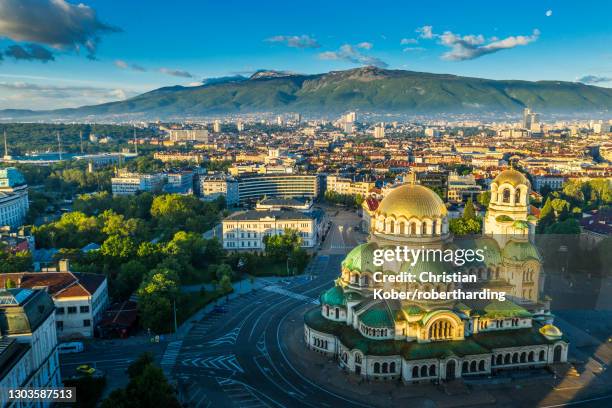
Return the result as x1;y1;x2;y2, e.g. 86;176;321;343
58;259;70;272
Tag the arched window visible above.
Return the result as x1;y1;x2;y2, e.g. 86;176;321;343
409;223;416;235
335;308;339;319
355;354;362;364
496;355;503;365
539;350;546;361
389;222;395;233
502;189;511;203
515;189;521;205
412;366;419;378
399;222;406;234
512;353;518;364
429;364;436;376
478;360;485;371
520;352;526;363
382;362;388;373
390;362;396;373
462;361;468;373
420;365;428;377
528;351;534;362
504;354;511;364
374;362;380;373
431;220;437;234
470;361;476;372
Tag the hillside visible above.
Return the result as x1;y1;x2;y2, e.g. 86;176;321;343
2;67;611;119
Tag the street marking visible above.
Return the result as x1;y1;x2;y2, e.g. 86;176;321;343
207;327;240;346
215;377;275;408
262;285;319;304
161;340;183;375
180;354;244;373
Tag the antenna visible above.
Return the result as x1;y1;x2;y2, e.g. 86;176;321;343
79;130;84;154
133;127;138;154
57;130;62;161
3;130;8;158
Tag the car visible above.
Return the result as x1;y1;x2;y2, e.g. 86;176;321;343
58;341;84;354
76;365;96;375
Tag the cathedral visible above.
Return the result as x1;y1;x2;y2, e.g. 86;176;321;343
304;169;568;382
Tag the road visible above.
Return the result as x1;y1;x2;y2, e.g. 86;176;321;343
173;253;370;408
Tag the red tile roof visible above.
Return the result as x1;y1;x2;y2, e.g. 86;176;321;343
0;272;105;299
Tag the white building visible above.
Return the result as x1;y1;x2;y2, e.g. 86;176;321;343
213;120;221;133
326;175;374;197
0;288;62;408
533;175;566;192
167;129;208;142
199;174;239;206
111;170;165;196
0;264;110;339
222;210;319;250
0;167;29;229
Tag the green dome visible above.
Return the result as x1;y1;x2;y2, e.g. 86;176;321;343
453;237;502;266
503;240;540;262
342;242;380;272
359;301;395;328
475;300;532;318
400;258;454;282
320;285;346;306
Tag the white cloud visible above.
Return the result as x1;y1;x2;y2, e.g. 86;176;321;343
546;10;553;17
356;42;373;50
318;44;388;68
265;35;320;49
159;68;193;78
403;47;425;52
434;28;540;61
0;81;136;109
576;75;612;84
115;59;147;72
416;25;434;39
400;38;418;45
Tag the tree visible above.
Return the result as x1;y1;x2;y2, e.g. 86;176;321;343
102;353;179;408
449;218;481;235
462;197;476;221
0;249;32;273
537;197;555;233
137;268;180;333
115;260;147;300
263;229;302;261
476;191;491;208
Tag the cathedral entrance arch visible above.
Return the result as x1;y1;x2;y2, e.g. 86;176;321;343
445;360;456;380
553;345;562;362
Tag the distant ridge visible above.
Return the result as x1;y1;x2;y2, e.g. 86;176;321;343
2;66;611;119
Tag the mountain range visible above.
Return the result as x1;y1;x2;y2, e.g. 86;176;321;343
2;67;612;120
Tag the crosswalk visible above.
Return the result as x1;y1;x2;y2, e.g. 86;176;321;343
180;354;244;373
262;285;319;304
161;340;183;375
216;377;269;407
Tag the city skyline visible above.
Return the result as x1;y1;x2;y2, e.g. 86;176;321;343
0;0;611;109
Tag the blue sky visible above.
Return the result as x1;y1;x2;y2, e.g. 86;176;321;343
0;0;611;109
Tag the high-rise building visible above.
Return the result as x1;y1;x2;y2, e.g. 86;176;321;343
522;108;540;130
374;123;385;139
345;112;357;123
276;115;284;126
213;120;221;133
236;120;244;132
167;129;208;142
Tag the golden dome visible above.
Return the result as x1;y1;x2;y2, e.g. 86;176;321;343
539;324;562;339
493;169;530;187
377;184;447;219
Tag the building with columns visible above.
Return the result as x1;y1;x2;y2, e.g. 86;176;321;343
304;170;568;383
